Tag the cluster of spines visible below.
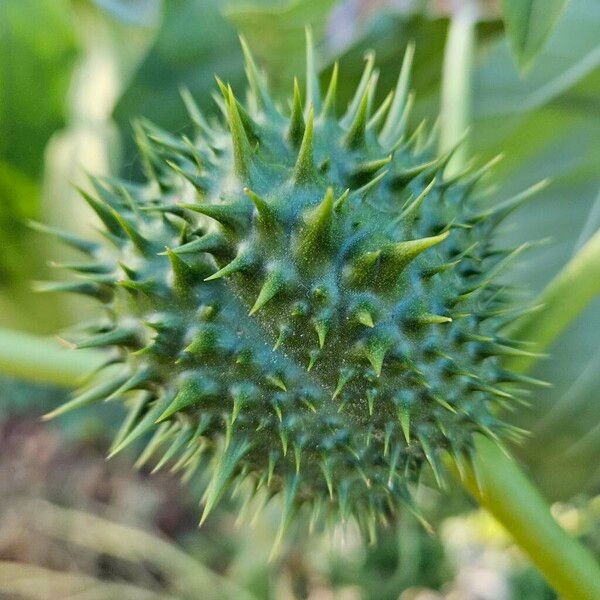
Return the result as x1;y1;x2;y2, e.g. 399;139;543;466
32;32;549;546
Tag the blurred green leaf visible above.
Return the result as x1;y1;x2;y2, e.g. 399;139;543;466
478;0;600;116
501;0;570;72
31;0;163;332
327;13;449;124
472;102;600;499
0;161;38;278
114;0;244;173
0;0;163;331
461;0;600;501
439;5;477;172
503;227;600;374
221;0;337;91
0;0;78;281
0;0;82;331
0;0;78;178
471;0;600;294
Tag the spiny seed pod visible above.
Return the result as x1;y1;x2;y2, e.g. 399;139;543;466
36;34;543;544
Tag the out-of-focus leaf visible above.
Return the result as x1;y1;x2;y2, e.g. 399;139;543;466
0;0;78;282
0;0;78;178
0;0;82;330
495;149;600;502
478;0;600;116
466;2;600;500
472;31;600;293
221;0;337;91
501;0;570;72
573;187;600;254
326;13;448;122
0;162;38;278
514;296;600;500
473;100;600;499
114;0;244;173
503;227;600;374
1;0;164;331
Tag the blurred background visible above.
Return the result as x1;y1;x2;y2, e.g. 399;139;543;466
1;0;599;598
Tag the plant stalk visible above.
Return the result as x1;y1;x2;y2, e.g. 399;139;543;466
439;1;477;176
0;327;104;387
466;436;600;600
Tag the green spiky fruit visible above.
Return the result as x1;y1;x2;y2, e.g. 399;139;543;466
38;35;541;542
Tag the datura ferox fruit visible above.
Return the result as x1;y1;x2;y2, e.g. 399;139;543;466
35;33;543;543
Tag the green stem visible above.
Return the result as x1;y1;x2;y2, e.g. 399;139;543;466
439;1;477;176
0;327;104;387
466;436;600;600
439;5;600;597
